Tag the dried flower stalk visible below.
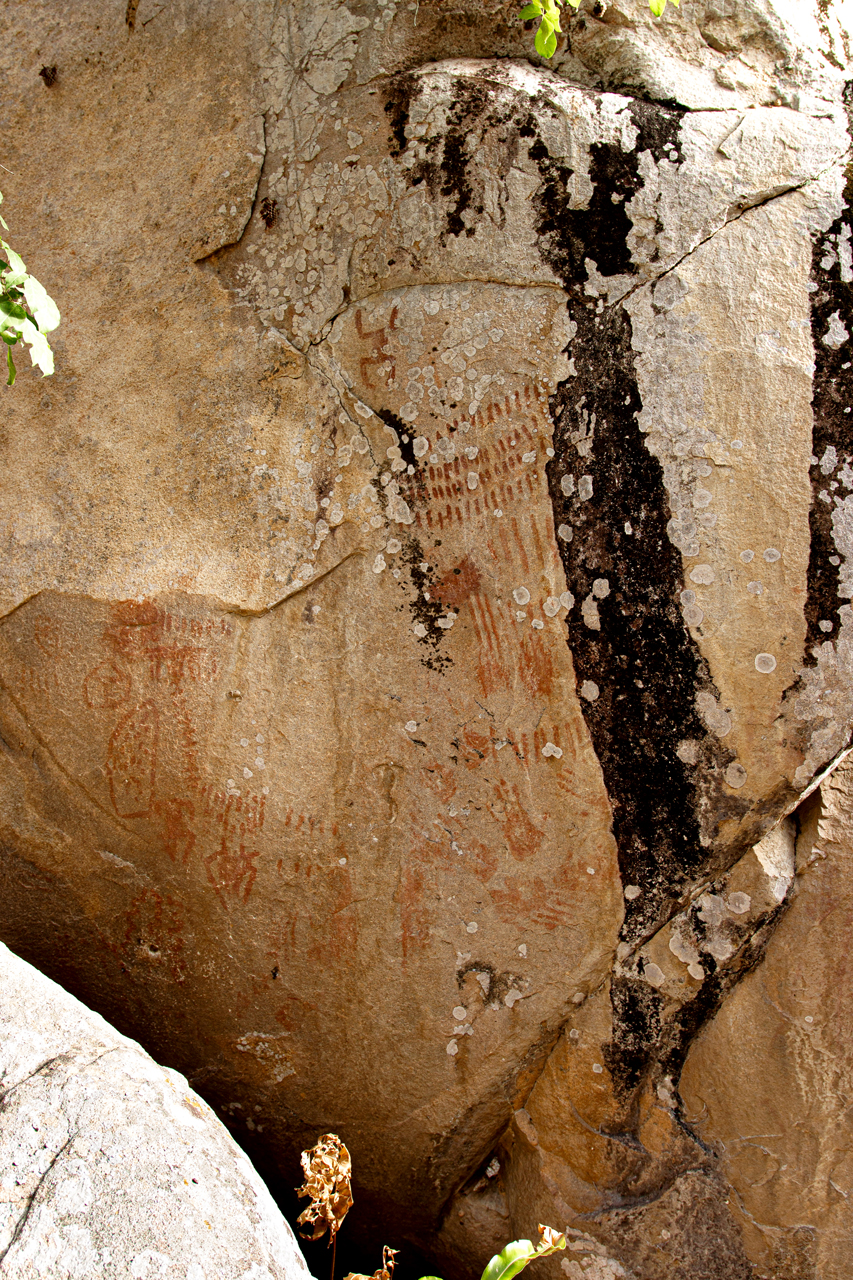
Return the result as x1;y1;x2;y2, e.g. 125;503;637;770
344;1244;399;1280
296;1133;354;1243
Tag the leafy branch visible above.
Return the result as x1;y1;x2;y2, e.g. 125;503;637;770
520;0;679;58
0;190;60;387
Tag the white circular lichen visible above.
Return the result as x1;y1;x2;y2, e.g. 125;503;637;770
558;524;573;542
763;547;781;563
624;885;641;900
580;680;600;702
543;596;561;617
541;742;563;759
724;762;748;788
372;554;387;574
560;591;575;610
755;652;777;673
513;586;531;606
690;564;715;585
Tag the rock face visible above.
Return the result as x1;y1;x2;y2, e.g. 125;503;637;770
0;0;852;1275
678;753;853;1280
0;939;311;1279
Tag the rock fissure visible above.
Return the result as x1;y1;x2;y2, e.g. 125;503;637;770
0;1135;73;1264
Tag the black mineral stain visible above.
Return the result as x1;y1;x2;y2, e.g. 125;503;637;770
527;100;747;1093
384;71;418;157
530;104;727;948
803;90;853;656
385;69;524;242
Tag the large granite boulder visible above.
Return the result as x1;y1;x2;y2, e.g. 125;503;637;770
0;0;852;1275
0;939;311;1279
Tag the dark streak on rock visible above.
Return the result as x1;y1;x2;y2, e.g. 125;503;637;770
385;69;522;242
524;99;756;1098
529;104;724;947
802;88;853;658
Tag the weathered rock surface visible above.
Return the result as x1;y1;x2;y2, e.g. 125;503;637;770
678;753;853;1280
0;939;311;1279
0;0;852;1274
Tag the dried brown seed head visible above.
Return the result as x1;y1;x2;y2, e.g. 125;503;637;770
296;1133;354;1242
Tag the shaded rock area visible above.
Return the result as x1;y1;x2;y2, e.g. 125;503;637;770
0;0;852;1276
0;939;311;1279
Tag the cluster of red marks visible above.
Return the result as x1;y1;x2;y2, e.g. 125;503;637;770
282;808;340;837
117;886;188;984
198;786;266;905
265;811;357;968
355;305;399;388
84;599;272;909
414;388;550;533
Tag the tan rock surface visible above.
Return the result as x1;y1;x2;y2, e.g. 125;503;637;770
679;755;853;1279
0;0;852;1271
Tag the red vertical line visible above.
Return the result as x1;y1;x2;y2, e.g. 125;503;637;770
510;515;531;572
530;515;547;567
480;596;504;659
498;526;514;563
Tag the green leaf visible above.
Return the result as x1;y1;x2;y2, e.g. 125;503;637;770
1;332;18;345
0;298;27;328
3;271;27;289
6;344;16;387
23;274;60;332
519;2;542;16
536;27;558;56
1;245;26;275
22;318;54;376
648;0;667;13
481;1240;537;1280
